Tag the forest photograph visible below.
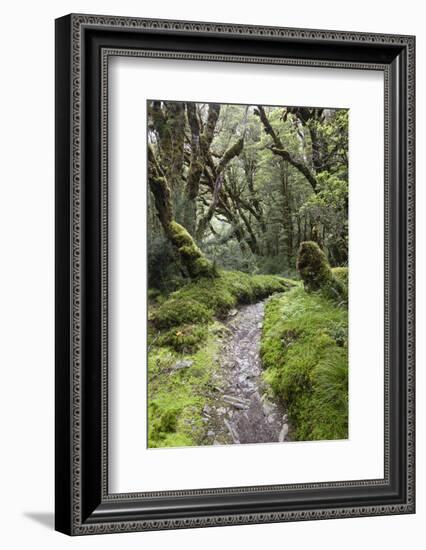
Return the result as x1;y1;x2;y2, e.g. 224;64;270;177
147;99;349;448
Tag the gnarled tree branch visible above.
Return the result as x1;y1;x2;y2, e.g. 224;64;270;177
255;105;317;192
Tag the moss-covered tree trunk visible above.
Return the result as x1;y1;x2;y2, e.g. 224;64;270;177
148;102;218;279
183;102;221;235
148;100;247;277
297;241;346;302
148;144;217;279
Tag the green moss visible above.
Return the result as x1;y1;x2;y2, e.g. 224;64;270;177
159;433;193;448
168;221;218;279
261;287;348;441
297;241;346;303
148;269;297;448
174;278;236;317
168;221;199;250
152;297;212;329
296;241;332;290
179;244;199;259
157;324;208;353
147;329;222;448
331;266;348;287
194;257;218;278
152;270;296;328
250;273;295;300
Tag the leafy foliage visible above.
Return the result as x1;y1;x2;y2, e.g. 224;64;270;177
148;101;349;287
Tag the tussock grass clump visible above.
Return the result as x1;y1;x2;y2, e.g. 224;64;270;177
261;287;348;441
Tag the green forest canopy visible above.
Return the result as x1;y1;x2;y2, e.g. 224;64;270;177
147;100;348;288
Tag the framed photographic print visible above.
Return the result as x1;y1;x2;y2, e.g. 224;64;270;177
55;14;415;535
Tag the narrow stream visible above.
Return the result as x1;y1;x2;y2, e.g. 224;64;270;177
203;300;289;445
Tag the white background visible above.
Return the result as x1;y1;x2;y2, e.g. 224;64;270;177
0;0;423;548
110;58;384;493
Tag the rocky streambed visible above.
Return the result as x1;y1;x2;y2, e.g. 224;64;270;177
202;300;289;445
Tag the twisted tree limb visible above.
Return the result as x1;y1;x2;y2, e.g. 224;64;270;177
196;137;244;239
255;105;318;192
147;144;217;279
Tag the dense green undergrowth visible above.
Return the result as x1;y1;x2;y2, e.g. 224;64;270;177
261;286;348;441
148;270;295;448
148;325;224;448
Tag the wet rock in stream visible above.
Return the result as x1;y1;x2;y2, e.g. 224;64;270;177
205;300;289;445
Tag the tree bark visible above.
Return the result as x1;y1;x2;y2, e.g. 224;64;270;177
255;105;318;192
147;144;217;279
196;137;244;239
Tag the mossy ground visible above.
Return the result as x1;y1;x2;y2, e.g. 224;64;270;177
148;270;295;448
151;270;295;330
148;325;225;448
148;268;348;447
260;287;348;441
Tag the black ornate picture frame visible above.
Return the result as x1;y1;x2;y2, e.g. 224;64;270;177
55;13;415;535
